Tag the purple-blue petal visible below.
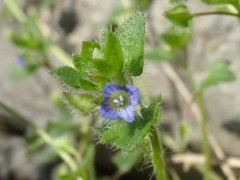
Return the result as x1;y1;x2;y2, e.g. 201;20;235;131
125;85;139;106
16;56;25;67
118;106;135;122
103;84;122;98
100;100;119;119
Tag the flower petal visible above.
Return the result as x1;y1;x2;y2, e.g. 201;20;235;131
118;106;135;122
16;56;25;67
125;85;139;106
100;100;119;119
103;84;122;98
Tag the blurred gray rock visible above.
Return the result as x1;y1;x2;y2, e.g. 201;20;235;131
0;134;39;180
147;0;240;156
205;82;240;156
188;1;240;156
0;25;58;128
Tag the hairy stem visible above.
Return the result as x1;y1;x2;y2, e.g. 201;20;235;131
149;127;167;180
197;91;211;180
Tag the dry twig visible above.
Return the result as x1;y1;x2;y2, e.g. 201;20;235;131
171;153;240;169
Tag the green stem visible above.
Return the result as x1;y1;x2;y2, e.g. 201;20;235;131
185;69;212;180
48;45;73;67
0;100;35;128
192;11;239;18
149;127;167;180
0;100;78;173
181;33;212;179
196;91;211;180
3;0;26;23
37;129;77;171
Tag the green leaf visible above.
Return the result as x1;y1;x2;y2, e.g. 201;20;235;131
50;66;96;90
10;19;43;49
161;27;191;49
100;30;108;50
112;149;144;172
104;32;123;74
200;61;235;91
162;134;182;153
64;93;96;114
50;66;81;88
144;47;173;61
47;120;74;135
201;0;240;11
73;42;100;71
117;12;145;76
165;5;192;27
93;31;123;78
52;136;76;155
82;41;101;61
72;53;84;72
73;42;101;73
93;96;161;151
179;121;192;142
201;0;234;4
138;0;152;9
170;0;185;3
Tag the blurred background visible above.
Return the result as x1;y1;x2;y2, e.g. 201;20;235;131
0;0;240;179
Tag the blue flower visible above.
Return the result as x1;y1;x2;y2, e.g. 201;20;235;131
16;56;25;67
100;83;139;122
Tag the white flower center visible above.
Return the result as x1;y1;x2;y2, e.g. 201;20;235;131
113;95;124;107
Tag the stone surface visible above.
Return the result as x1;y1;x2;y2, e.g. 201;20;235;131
0;134;39;180
0;26;58;127
187;1;240;156
205;82;240;156
147;0;240;156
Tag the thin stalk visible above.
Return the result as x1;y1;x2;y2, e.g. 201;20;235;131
48;45;73;67
0;100;35;128
78;116;96;180
3;0;26;23
182;39;212;179
185;69;212;180
42;58;53;70
149;127;167;180
192;11;239;18
37;129;77;172
196;91;211;180
0;100;78;173
88;164;96;180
